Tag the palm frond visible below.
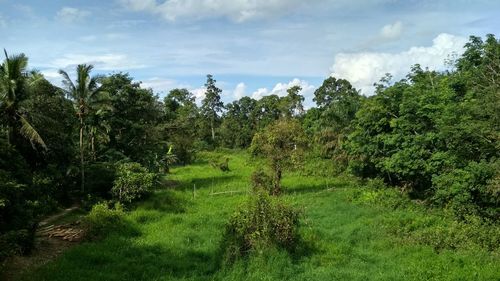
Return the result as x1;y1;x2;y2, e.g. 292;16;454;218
18;114;47;149
58;69;76;97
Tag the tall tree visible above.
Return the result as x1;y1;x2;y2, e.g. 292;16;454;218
280;85;305;118
163;88;199;164
201;74;224;142
59;64;106;192
0;50;46;149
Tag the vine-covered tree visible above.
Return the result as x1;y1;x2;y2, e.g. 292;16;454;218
250;119;307;195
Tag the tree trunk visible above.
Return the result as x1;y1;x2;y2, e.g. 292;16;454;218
210;117;215;141
91;133;96;161
272;161;282;195
79;117;85;193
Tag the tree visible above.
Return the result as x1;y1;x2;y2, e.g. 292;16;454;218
313;76;362;131
99;73;164;168
200;74;224;142
250;119;307;195
0;50;46;149
59;64;107;192
163;88;199;164
220;96;258;148
280;85;304;118
309;77;362;160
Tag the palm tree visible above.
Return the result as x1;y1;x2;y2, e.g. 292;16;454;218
0;49;46;149
59;64;107;193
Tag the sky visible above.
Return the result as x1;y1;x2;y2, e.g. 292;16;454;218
1;0;499;107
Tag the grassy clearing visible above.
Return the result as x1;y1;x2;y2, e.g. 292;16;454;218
19;151;499;281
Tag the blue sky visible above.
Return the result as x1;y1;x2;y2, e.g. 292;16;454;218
1;0;499;106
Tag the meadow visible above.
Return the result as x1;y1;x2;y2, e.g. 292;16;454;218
18;151;500;281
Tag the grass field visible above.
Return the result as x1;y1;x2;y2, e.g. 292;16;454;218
20;150;500;281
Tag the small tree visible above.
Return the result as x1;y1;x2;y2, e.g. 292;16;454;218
200;74;224;142
111;162;155;204
250;119;307;195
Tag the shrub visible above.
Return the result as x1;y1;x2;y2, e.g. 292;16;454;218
220;191;301;263
0;170;37;263
250;169;273;194
432;161;499;219
111;162;155;204
86;162;117;198
82;202;126;239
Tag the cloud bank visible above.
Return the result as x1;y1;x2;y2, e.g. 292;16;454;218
251;78;315;100
330;33;467;95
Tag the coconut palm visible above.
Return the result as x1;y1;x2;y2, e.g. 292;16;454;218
59;64;109;192
0;49;46;149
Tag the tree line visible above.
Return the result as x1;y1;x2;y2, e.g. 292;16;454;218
1;34;498;261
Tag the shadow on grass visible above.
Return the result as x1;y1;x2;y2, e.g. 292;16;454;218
284;180;352;194
179;174;240;191
138;190;188;213
25;234;220;281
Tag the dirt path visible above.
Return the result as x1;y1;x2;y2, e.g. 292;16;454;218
1;206;84;281
39;205;79;226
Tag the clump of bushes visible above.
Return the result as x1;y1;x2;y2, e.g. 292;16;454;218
82;202;126;239
220;190;301;263
111;162;156;204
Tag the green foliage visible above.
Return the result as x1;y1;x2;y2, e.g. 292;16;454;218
85;162;117;198
221;191;301;263
210;157;230;172
251;119;307;194
200;74;224;144
0;50;46;149
163;88;198;165
0;140;37;263
82;202;126;239
432;160;499;219
111;162;155;204
250;169;273;194
17;151;500;281
345;35;500;220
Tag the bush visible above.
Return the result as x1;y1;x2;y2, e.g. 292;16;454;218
0;170;37;263
0;229;36;264
432;161;499;219
82;202;126;239
86;162;117;198
111;162;155;204
220;191;301;263
250;169;273;194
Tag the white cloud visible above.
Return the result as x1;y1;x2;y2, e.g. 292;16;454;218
380;21;403;39
56;7;90;23
51;53;145;71
330;33;467;95
251;78;315;100
140;77;177;94
192;87;207;104
120;0;302;22
251;88;268;100
233;82;246;99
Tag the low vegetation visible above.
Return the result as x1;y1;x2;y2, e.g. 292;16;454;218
14;151;500;280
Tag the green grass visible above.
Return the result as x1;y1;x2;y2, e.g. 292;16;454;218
20;150;500;281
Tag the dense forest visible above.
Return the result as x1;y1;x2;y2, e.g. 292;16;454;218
1;34;499;276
